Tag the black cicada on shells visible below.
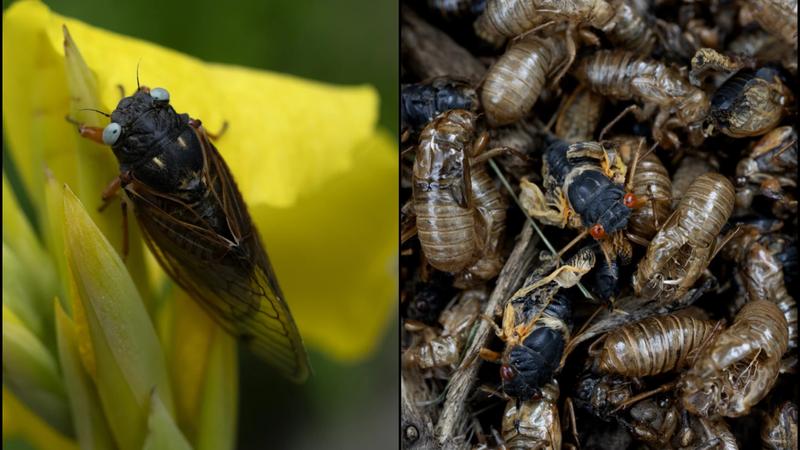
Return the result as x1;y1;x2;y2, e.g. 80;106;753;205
72;85;311;382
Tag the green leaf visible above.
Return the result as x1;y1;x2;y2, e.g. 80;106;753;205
194;326;238;450
54;300;116;450
2;305;72;437
141;391;193;450
3;175;59;336
63;184;174;450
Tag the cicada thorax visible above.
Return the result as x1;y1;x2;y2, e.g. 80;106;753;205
563;165;630;235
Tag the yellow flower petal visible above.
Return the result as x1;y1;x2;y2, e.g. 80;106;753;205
63;185;174;450
54;300;116;450
2;387;79;450
3;0;379;208
251;130;398;360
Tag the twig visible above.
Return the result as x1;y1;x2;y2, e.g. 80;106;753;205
435;225;540;448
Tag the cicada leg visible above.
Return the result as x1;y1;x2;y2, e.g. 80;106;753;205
98;176;122;212
563;397;580;449
189;118;229;141
479;348;503;362
120;199;129;261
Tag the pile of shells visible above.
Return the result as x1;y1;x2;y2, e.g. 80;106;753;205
400;1;797;449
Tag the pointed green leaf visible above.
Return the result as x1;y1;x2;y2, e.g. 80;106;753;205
3;243;45;342
63;184;173;450
142;391;193;450
2;305;72;437
3;175;59;334
62;25;154;313
2;387;79;450
55;299;116;450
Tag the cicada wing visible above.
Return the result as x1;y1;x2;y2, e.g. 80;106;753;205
125;127;311;382
132;188;311;382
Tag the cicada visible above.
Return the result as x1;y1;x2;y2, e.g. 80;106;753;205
71;85;311;382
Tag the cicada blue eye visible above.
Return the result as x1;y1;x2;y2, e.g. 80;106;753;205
150;87;170;102
102;122;122;145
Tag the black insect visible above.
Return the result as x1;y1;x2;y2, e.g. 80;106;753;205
401;77;478;138
501;292;572;399
70;85;311;382
523;139;635;241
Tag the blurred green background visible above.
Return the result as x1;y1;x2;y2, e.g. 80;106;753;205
2;0;398;449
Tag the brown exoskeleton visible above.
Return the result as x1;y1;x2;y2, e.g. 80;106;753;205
612;135;673;244
500;381;562;450
403;288;485;375
589;313;721;377
633;173;735;302
555;85;605;143
671;152;719;208
621;395;739;449
601;0;657;55
762;401;798;450
473;0;614;47
481;28;580;126
681;300;790;417
573;50;710;148
734;126;798;219
413;109;508;279
722;223;797;355
747;0;798;51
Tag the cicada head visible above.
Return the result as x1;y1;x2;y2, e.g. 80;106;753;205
105;86;204;192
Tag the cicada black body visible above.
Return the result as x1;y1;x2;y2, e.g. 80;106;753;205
401;77;478;138
501;292;572;399
526;139;634;240
72;86;311;382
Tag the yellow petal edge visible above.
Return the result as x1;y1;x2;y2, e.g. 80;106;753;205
3;0;379;209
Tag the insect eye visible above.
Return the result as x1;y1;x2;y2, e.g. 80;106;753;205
623;193;637;208
500;365;515;381
102;122;122;145
590;224;606;240
150;87;170;103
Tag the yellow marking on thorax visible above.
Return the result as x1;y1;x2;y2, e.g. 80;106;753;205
152;156;165;169
177;136;187;148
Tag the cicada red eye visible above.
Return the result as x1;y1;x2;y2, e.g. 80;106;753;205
623;192;638;208
590;223;606;240
500;365;515;381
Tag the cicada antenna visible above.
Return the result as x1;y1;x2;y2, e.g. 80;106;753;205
79;108;111;118
136;58;142;90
